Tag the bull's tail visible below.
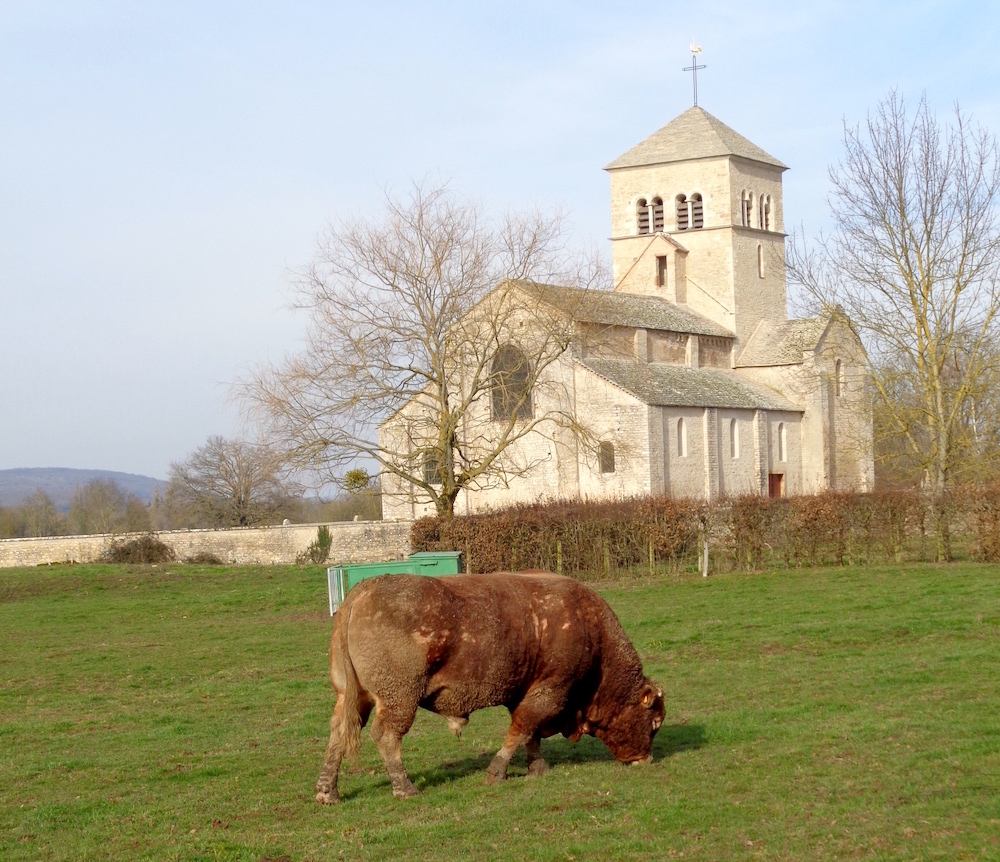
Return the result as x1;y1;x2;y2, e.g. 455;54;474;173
332;599;364;761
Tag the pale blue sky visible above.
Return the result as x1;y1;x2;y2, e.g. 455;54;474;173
2;1;997;479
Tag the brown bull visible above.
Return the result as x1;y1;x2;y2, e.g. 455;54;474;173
315;571;665;802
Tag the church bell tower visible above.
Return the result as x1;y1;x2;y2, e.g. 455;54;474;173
604;106;789;347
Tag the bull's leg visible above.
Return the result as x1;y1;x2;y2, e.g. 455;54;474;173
445;715;469;738
314;713;346;804
525;734;550;777
487;688;561;784
370;702;419;799
315;698;372;804
485;724;530;784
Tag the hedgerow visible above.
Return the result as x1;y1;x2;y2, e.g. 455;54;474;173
411;485;1000;574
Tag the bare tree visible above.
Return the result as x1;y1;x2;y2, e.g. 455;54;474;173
789;91;1000;559
167;436;293;527
68;479;150;535
11;490;64;538
243;183;605;519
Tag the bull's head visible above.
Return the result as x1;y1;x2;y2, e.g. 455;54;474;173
598;679;666;764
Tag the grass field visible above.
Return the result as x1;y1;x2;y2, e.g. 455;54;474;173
1;561;998;861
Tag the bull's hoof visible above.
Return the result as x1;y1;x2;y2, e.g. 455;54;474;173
527;759;550;777
315;789;339;805
485;757;509;785
392;779;420;799
485;754;509;784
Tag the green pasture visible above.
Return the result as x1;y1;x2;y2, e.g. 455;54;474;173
1;561;998;861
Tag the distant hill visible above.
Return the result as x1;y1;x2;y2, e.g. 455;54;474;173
0;468;166;510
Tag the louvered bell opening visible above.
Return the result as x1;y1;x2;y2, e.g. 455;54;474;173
675;195;688;230
691;194;704;229
636;199;650;235
651;197;664;232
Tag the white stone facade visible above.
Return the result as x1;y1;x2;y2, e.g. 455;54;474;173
381;107;874;519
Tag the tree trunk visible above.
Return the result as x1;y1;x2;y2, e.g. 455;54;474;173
933;424;952;563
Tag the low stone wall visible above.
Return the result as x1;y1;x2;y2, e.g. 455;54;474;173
0;521;412;569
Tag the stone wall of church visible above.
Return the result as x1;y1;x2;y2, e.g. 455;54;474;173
717;408;761;497
0;520;411;569
657;404;804;500
821;322;874;492
766;410;804;496
731;230;788;339
740;322;873;494
574;367;651;501
662;406;709;498
381;357;659;518
739;362;817;490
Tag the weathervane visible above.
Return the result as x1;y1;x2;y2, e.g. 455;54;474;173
683;43;706;106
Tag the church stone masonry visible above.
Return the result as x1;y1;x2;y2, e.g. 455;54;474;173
380;106;874;520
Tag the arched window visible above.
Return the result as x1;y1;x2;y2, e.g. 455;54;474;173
423;453;442;485
491;345;533;421
636;198;650;235
757;243;765;278
677;417;688;457
651;196;664;232
599;441;616;474
675;194;689;231
759;194;771;231
777;422;786;462
835;359;845;397
675;193;704;231
730;418;740;459
690;193;704;228
741;190;754;228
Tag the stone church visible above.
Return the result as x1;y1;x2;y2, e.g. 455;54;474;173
381;106;873;520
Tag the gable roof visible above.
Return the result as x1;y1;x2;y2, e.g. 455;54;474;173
605;106;787;171
580;358;801;412
736;317;832;367
515;281;734;338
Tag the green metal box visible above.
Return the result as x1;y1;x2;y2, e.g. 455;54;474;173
326;551;463;614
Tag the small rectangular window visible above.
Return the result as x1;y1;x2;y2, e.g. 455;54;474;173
656;255;667;287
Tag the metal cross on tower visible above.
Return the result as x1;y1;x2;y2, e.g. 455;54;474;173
683;43;706;106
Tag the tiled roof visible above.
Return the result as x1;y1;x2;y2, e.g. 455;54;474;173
736;317;831;367
580;358;801;412
605;106;787;171
515;281;734;338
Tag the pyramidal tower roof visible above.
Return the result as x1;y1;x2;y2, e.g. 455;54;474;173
605;105;787;171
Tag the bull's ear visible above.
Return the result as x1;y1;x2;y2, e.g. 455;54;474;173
640;683;661;709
